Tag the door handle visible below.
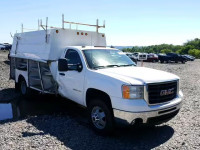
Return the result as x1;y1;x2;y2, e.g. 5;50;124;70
59;73;65;76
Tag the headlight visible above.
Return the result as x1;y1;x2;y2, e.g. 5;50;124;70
122;85;144;99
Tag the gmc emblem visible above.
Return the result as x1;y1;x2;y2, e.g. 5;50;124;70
160;88;174;96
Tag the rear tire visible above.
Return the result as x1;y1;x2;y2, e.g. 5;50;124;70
19;78;30;97
15;82;20;92
88;99;114;135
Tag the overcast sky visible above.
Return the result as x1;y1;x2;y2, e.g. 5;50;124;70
0;0;200;46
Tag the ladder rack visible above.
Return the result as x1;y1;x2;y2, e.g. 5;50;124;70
21;14;105;33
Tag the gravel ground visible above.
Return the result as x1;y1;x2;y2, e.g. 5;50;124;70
0;51;200;150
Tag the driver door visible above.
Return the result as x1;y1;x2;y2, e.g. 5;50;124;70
58;49;85;105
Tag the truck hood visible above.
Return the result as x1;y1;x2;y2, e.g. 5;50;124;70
96;66;179;85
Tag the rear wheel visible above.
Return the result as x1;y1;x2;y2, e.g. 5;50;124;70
88;99;114;135
19;78;30;97
15;82;20;92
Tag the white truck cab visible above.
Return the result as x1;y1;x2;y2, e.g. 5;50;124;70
10;25;183;134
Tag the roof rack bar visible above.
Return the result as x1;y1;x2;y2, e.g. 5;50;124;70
40;24;62;29
21;23;38;33
21;24;23;33
63;18;105;33
62;14;64;29
38;19;40;30
20;14;105;33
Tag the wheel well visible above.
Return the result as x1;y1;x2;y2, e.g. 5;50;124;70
86;88;112;109
18;75;25;83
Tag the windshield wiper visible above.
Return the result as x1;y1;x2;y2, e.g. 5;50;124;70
119;64;135;67
93;65;119;69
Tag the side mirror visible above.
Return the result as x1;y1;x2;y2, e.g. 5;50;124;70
58;59;68;71
77;63;83;72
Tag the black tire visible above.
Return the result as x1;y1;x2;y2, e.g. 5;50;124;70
88;99;114;135
19;78;31;97
15;82;20;92
160;60;164;63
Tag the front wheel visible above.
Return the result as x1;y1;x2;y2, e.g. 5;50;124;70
88;99;114;135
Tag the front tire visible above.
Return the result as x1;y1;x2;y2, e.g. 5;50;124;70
88;99;114;135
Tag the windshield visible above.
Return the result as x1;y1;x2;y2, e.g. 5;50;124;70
83;49;136;69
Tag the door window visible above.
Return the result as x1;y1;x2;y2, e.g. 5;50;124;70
65;49;82;70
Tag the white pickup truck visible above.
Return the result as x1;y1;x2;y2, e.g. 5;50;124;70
10;28;183;134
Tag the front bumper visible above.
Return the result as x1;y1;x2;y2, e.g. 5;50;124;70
113;102;182;125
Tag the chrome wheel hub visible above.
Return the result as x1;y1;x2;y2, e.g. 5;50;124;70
91;106;106;129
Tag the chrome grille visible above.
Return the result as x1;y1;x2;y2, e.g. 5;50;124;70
148;81;177;104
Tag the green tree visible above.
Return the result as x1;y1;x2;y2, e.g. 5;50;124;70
188;49;200;58
160;49;172;54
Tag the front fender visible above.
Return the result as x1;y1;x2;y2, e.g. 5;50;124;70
84;70;126;106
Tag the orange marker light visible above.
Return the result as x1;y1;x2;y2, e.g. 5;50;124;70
122;85;130;99
102;34;105;37
56;30;59;33
77;32;79;35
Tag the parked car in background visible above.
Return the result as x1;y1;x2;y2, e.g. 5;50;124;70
125;52;137;64
182;55;195;61
0;43;12;50
133;52;139;58
3;43;12;50
144;53;159;62
0;44;6;50
158;53;187;64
